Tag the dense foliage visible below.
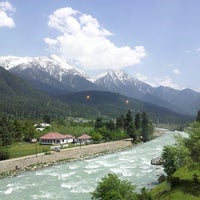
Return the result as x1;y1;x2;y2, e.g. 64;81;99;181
0;110;154;160
93;110;154;143
91;173;137;200
91;173;151;200
162;120;200;177
151;114;200;199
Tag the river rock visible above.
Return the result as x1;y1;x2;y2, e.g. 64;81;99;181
151;156;164;165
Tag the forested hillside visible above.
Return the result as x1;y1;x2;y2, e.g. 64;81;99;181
59;90;194;124
0;66;69;119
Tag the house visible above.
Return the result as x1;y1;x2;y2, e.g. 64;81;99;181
34;123;51;132
77;134;92;144
39;132;74;145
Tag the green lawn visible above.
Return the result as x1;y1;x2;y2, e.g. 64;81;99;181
6;142;50;158
150;166;200;199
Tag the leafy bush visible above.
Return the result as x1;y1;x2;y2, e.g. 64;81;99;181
0;149;10;160
91;173;137;200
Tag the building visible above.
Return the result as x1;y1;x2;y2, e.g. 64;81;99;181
39;132;74;145
34;123;50;132
77;134;92;144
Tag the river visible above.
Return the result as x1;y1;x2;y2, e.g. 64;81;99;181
0;129;183;199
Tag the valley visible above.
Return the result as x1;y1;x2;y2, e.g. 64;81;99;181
0;55;198;123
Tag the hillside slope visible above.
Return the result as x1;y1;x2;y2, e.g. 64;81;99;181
0;66;69;119
59;90;194;123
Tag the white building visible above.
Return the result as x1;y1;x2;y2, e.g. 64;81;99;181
39;132;74;145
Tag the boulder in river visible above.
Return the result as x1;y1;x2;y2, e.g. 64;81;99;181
151;156;164;165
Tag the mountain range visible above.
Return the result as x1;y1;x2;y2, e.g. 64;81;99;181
0;55;199;119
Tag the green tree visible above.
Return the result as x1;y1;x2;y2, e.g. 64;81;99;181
141;112;153;141
124;110;133;131
106;120;116;131
141;112;149;141
135;113;141;130
91;173;137;200
91;131;103;142
162;145;177;176
185;122;200;167
43;114;51;124
13;119;23;142
116;115;125;130
94;117;104;129
127;121;136;142
0;115;14;145
22;120;36;142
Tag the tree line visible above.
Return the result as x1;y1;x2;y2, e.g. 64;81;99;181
92;110;154;143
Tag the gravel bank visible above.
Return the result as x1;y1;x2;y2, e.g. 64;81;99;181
0;140;133;178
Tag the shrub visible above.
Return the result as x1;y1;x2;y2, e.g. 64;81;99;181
0;149;10;160
91;173;137;199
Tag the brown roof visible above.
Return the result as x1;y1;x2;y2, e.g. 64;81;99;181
77;134;92;140
40;132;72;140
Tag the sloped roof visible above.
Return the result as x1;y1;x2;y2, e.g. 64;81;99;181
77;134;92;140
40;132;69;140
65;134;74;138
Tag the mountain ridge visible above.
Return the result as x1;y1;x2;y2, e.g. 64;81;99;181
0;55;199;116
0;66;194;123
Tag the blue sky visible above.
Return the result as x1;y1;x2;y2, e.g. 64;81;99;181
1;0;200;91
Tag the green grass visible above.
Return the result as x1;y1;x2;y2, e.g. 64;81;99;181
150;166;200;199
6;142;50;158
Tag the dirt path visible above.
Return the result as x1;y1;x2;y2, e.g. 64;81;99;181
0;140;133;177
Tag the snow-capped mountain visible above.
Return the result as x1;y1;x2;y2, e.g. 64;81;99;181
94;69;200;115
0;55;87;79
0;55;100;95
0;55;200;115
94;69;153;98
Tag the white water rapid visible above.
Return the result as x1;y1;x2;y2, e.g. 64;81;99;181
0;129;183;199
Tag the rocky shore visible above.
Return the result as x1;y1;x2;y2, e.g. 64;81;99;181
0;140;133;178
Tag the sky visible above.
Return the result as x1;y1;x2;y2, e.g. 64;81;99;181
1;0;200;91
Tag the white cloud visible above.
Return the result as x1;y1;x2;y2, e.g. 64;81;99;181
156;76;180;89
44;37;57;46
45;7;147;70
135;73;148;81
173;69;180;75
0;1;15;28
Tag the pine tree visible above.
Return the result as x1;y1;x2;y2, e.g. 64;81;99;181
141;112;150;141
135;112;141;130
116;115;125;130
94;116;104;129
0;115;14;146
127;121;136;142
124;110;133;130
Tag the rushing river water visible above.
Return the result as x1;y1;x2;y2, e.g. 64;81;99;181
0;129;183;200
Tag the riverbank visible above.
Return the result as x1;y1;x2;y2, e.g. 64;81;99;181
0;140;133;178
0;128;166;178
